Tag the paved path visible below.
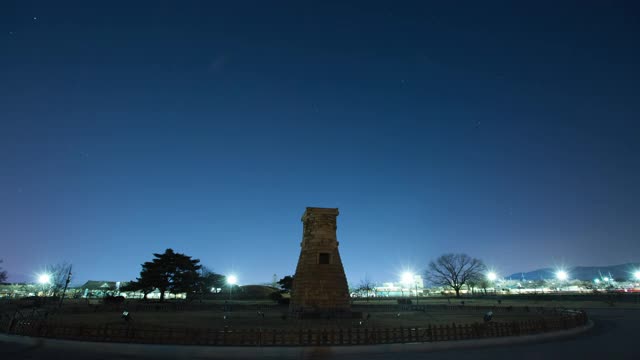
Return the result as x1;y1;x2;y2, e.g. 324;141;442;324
0;308;635;359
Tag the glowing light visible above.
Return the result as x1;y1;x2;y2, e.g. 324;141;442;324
487;272;497;281
38;274;51;284
594;279;600;284
227;275;238;285
603;277;609;282
401;272;414;285
633;271;640;281
556;270;568;281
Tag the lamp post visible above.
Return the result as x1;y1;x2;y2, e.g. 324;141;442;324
38;273;51;297
401;272;418;305
634;271;640;304
227;275;238;301
556;270;568;292
487;272;497;295
58;265;72;308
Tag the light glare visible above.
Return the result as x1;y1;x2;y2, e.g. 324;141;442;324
401;272;414;284
227;275;238;285
556;270;568;281
487;272;497;281
38;274;51;284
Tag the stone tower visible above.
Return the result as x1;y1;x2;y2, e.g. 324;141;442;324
290;207;351;317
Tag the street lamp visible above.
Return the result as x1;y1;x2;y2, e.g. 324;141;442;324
227;275;238;301
555;270;568;292
486;272;498;295
401;272;419;305
555;270;568;281
38;273;51;296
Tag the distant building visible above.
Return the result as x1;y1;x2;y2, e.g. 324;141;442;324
0;283;38;298
78;280;122;298
372;275;425;297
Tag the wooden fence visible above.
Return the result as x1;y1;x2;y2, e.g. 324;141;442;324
0;310;588;346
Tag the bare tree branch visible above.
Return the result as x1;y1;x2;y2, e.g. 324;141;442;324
426;253;486;298
0;259;7;283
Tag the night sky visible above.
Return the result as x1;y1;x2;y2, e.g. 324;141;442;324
2;1;639;286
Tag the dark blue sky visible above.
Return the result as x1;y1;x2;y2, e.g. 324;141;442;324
2;1;639;285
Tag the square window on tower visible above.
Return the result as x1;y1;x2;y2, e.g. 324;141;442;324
318;253;331;264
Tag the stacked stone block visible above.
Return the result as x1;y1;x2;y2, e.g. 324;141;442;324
290;207;351;317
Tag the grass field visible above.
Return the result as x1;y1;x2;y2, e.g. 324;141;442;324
46;309;556;330
3;295;633;331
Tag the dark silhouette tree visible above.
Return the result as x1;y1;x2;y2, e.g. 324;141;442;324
357;276;376;301
120;278;155;299
197;266;226;295
466;279;478;295
0;259;7;283
277;275;294;293
427;253;486;298
478;279;490;295
134;249;202;301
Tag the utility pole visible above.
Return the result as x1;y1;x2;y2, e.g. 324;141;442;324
58;265;72;308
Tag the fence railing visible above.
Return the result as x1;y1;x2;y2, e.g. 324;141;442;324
0;310;588;346
24;302;557;315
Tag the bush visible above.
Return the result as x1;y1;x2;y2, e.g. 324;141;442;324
103;295;125;305
277;298;290;305
269;292;283;303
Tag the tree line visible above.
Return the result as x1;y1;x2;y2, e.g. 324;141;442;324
121;248;228;301
351;253;487;298
1;252;488;300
